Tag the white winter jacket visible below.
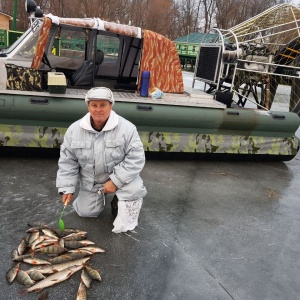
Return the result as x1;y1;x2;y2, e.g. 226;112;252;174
56;110;146;197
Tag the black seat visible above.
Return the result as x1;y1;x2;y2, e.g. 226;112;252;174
71;50;104;86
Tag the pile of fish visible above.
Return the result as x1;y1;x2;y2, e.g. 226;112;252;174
6;223;105;299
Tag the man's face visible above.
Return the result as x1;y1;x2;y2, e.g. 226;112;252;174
88;100;112;125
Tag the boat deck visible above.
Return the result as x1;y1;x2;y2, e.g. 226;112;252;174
0;87;226;109
113;87;225;108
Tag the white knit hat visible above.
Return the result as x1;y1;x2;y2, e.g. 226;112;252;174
85;87;114;105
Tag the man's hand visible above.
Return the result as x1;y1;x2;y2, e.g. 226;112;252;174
62;193;73;206
103;180;117;194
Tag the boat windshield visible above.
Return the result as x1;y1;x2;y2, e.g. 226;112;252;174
0;19;43;55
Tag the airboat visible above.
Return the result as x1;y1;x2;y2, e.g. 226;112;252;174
0;3;299;161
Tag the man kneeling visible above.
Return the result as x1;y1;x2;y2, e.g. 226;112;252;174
56;87;147;233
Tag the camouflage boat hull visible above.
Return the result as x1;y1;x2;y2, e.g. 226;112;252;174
0;124;298;158
0;90;299;160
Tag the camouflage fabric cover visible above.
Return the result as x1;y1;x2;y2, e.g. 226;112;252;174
0;124;298;157
6;64;43;92
140;131;299;156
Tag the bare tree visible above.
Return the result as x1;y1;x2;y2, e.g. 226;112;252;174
144;0;175;36
215;0;293;30
0;0;294;37
125;0;149;27
201;0;216;32
215;0;241;29
177;0;199;37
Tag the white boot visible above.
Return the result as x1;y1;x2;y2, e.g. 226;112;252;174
112;198;143;233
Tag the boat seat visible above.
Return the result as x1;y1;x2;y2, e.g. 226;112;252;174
71;50;104;86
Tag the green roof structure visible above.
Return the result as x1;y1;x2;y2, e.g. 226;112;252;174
173;32;219;70
174;32;218;44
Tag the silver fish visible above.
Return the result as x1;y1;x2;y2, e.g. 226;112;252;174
76;281;87;300
23;258;51;265
68;249;93;254
28;229;40;247
77;246;105;253
34;239;57;250
28;257;91;274
58;238;65;248
85;265;101;281
27;265;83;292
16;269;35;287
64;240;95;249
12;252;33;262
30;236;46;250
63;232;87;241
42;228;59;240
81;269;92;289
17;238;28;255
6;262;20;284
55;229;87;238
11;249;19;260
49;252;91;264
67;251;92;260
26;227;41;233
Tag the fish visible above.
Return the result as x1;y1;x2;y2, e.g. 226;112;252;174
7;223;104;298
34;239;57;250
30;236;47;250
42;228;59;240
81;269;92;289
47;254;75;265
28;257;91;274
11;249;19;260
54;229;77;238
68;249;93;254
64;240;95;249
67;251;92;260
55;229;87;238
12;252;33;262
23;258;51;265
26;227;41;233
85;265;101;281
16;269;35;287
76;281;87;300
28;230;40;247
6;262;20;284
63;232;87;241
76;246;105;253
49;252;91;264
35;244;66;255
17;238;28;256
58;238;65;248
27;270;46;281
27;265;83;292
